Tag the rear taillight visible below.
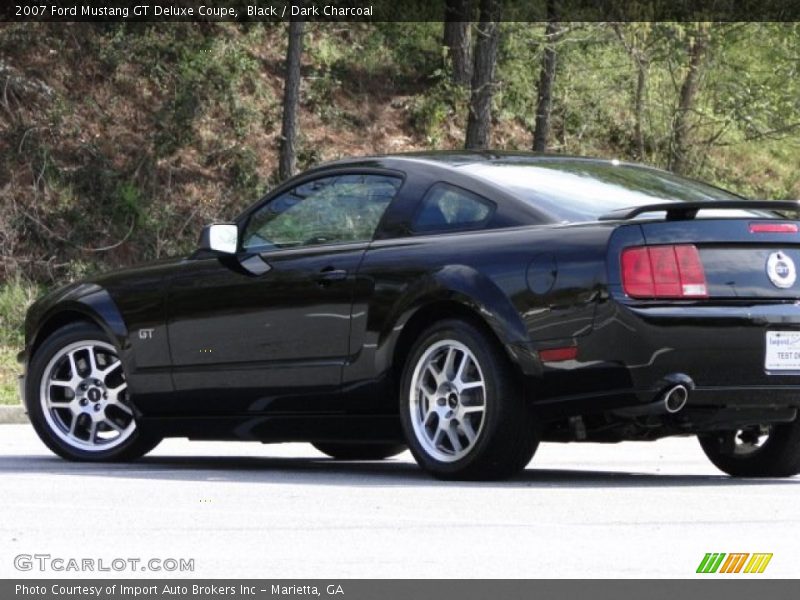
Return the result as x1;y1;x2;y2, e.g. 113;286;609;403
621;245;708;299
749;222;799;233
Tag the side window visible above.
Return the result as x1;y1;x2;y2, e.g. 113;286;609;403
411;183;493;234
242;174;402;251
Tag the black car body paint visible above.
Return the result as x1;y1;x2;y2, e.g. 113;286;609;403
20;152;800;445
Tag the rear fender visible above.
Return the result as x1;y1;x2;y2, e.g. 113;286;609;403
376;265;534;375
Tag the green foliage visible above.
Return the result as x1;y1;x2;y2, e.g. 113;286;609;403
0;347;20;405
409;73;466;146
224;146;262;193
0;278;41;348
1;21;799;292
495;22;545;129
0;278;39;405
0;22;278;287
115;181;145;225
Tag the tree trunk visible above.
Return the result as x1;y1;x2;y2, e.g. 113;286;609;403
279;21;305;181
671;32;708;175
532;2;559;152
610;23;651;161
464;0;500;150
443;0;472;86
633;58;647;159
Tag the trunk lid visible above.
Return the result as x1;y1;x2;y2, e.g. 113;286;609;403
640;219;800;299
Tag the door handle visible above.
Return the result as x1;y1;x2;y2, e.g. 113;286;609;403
316;267;348;284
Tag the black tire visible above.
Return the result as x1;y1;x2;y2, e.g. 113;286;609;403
698;422;800;477
25;321;161;462
312;442;406;460
399;319;537;480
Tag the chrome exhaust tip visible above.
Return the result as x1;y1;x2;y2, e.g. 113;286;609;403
663;384;689;414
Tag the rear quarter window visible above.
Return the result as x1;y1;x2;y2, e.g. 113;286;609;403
412;183;494;234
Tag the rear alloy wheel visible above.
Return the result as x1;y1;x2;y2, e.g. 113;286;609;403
409;339;487;463
699;422;800;477
26;322;160;461
312;442;406;460
400;319;537;480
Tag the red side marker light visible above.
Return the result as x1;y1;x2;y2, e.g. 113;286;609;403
539;346;578;362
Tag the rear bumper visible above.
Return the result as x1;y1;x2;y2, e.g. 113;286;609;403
530;300;800;416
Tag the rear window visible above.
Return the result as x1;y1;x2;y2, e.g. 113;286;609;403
463;160;748;222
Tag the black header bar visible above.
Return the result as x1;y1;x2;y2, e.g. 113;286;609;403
4;0;800;23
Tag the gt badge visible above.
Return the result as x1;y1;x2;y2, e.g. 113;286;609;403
766;251;796;289
138;328;154;340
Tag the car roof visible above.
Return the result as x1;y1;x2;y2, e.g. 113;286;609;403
282;152;656;227
318;150;642;171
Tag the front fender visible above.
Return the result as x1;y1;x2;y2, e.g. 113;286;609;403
24;282;130;363
22;279;175;416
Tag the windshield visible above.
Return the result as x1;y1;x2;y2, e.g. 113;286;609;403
462;160;751;222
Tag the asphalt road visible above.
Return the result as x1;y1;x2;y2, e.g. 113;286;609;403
1;424;798;579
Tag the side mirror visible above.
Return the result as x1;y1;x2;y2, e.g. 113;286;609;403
198;223;238;255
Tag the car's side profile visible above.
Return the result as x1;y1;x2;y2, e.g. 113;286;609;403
18;151;800;479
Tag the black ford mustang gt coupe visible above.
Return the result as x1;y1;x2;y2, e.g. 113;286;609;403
17;151;800;480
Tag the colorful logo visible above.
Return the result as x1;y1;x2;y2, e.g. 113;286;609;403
696;553;773;574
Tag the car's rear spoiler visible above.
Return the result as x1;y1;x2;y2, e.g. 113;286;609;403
598;200;800;222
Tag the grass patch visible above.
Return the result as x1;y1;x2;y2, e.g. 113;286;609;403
0;346;20;405
0;278;42;405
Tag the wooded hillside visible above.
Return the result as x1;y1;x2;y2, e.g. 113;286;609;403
2;22;799;285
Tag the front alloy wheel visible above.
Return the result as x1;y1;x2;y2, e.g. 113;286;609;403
26;322;160;461
40;340;136;451
400;319;537;480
